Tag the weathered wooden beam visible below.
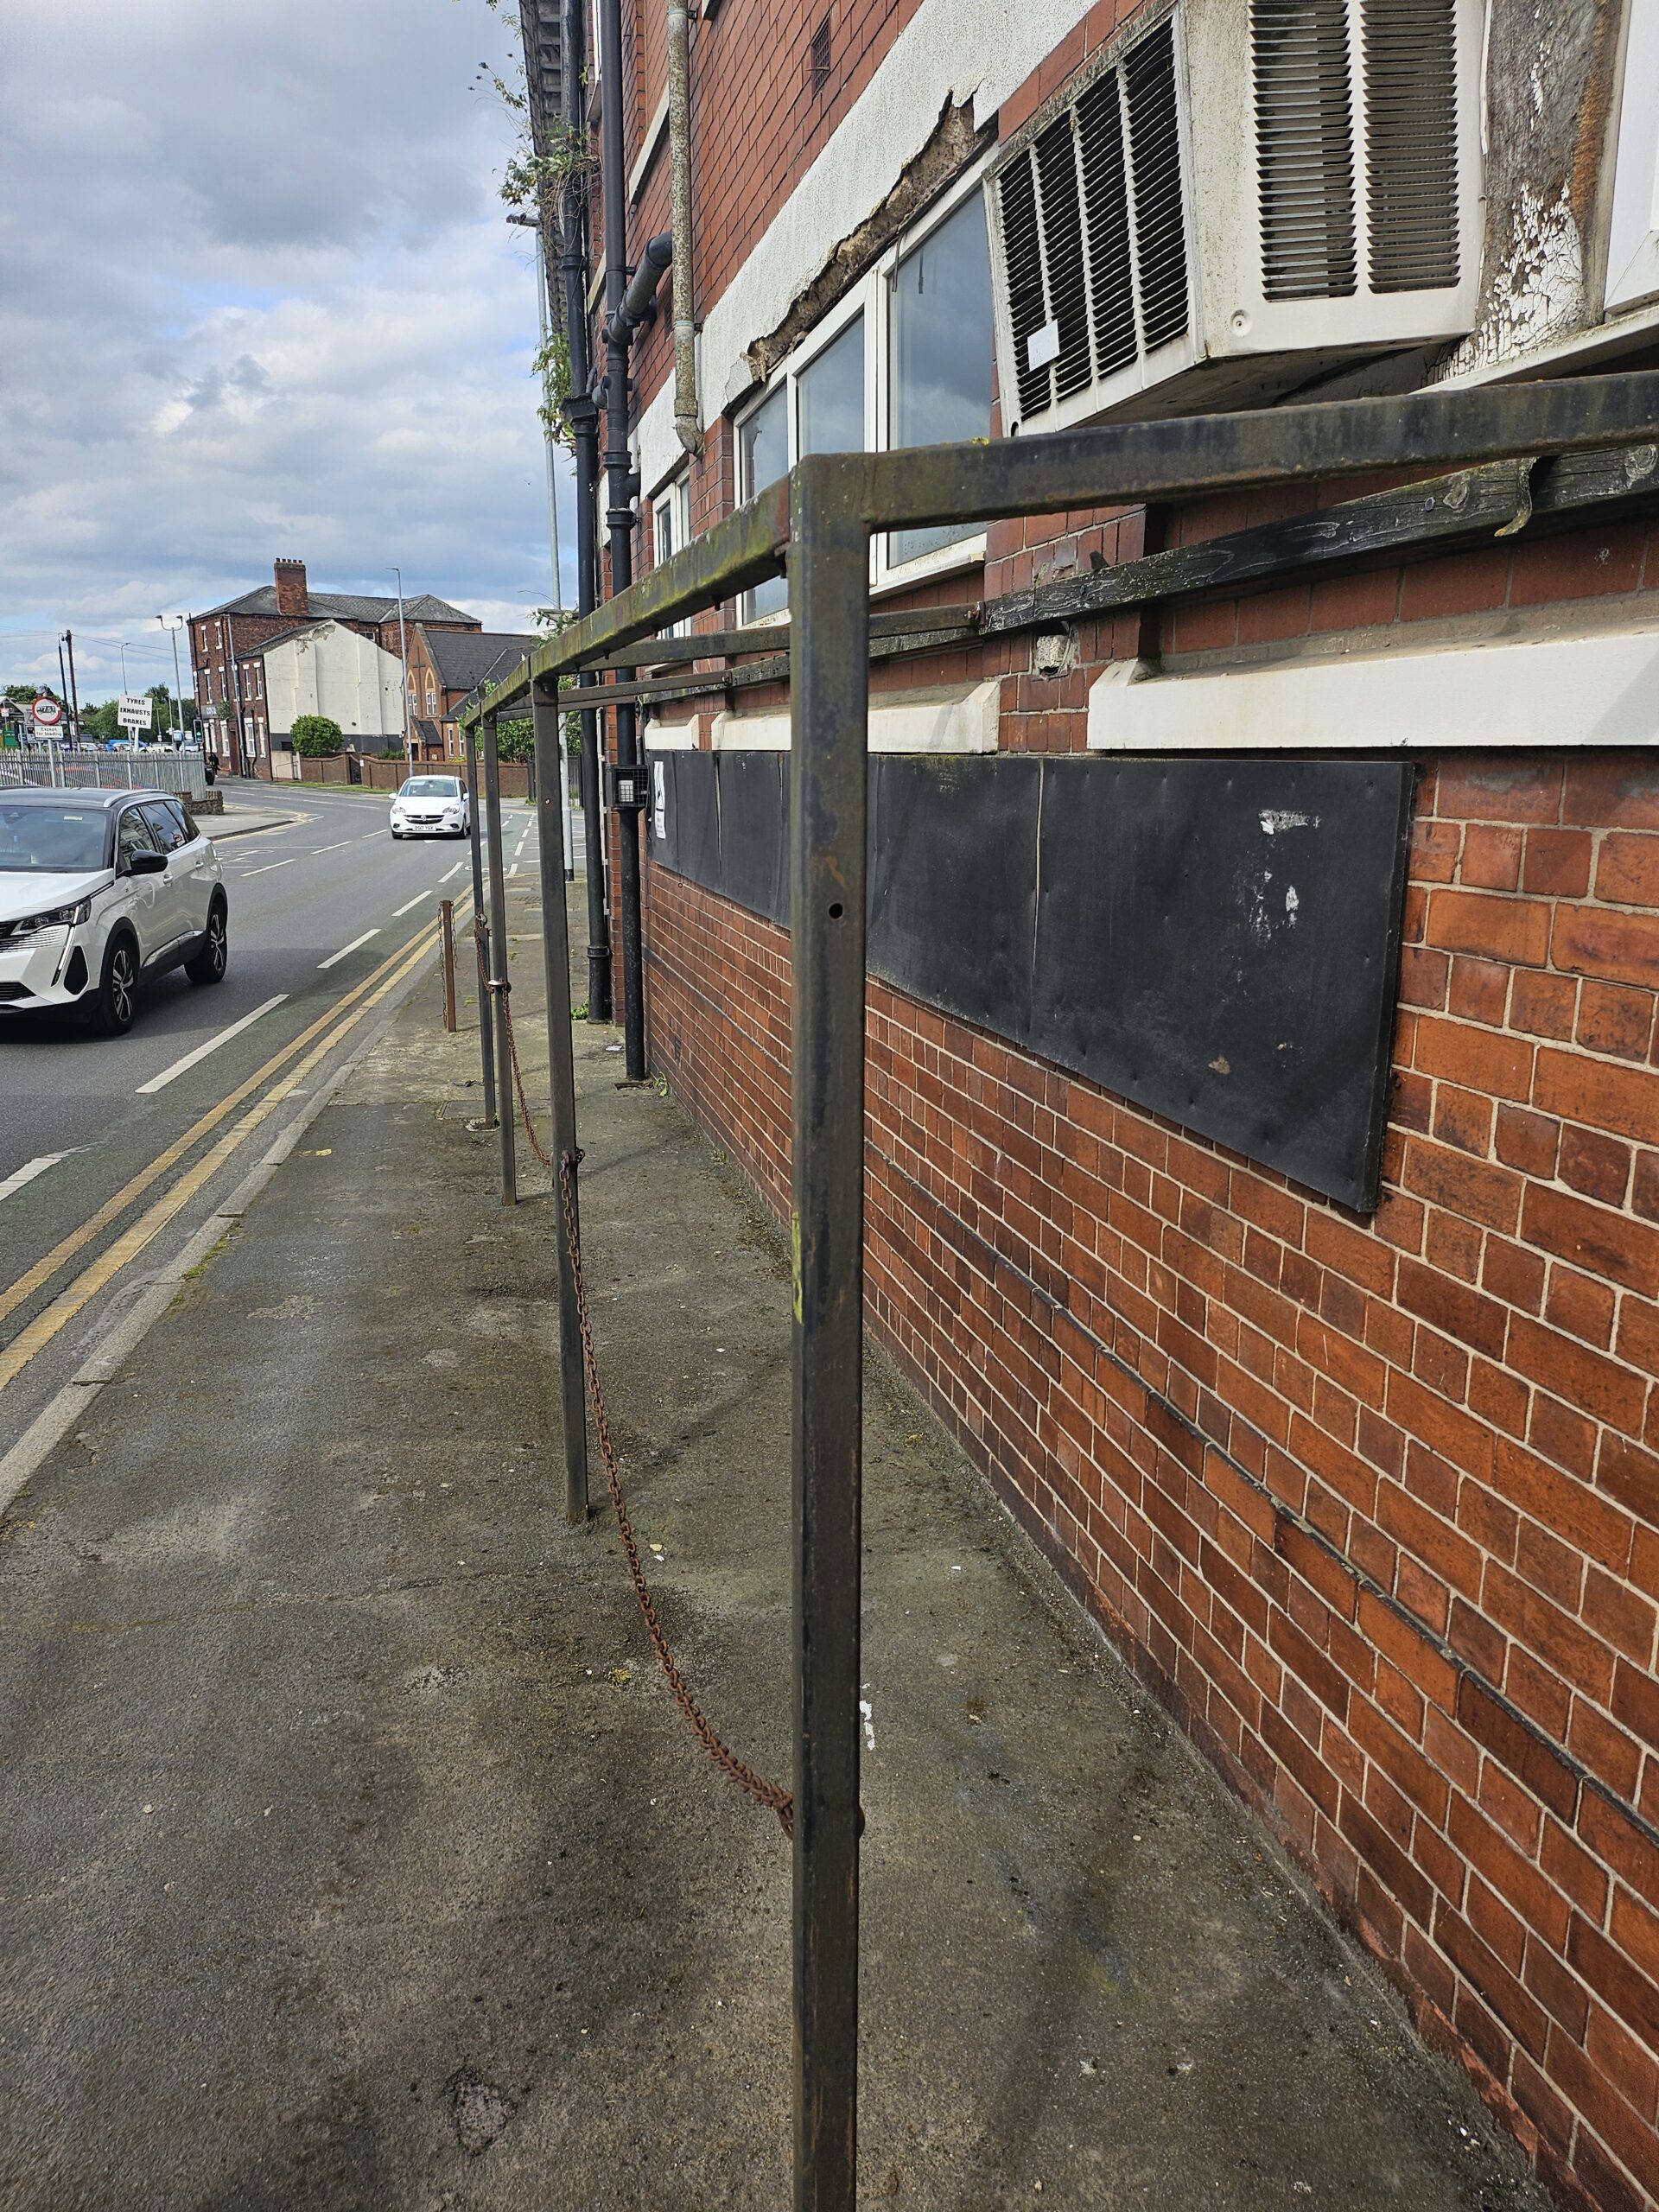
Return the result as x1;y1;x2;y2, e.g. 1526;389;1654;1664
567;436;1659;704
977;440;1659;636
592;601;979;670
567;619;977;712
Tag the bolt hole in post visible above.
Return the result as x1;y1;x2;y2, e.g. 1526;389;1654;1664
828;902;844;919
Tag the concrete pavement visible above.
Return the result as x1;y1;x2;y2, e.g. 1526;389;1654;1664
0;869;1547;2210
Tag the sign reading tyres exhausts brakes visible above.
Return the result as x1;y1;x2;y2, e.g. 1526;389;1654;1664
118;695;152;732
31;696;63;730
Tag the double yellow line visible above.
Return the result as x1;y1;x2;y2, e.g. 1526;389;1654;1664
0;912;463;1395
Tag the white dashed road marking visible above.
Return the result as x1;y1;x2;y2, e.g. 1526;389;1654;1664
318;930;382;971
136;995;290;1096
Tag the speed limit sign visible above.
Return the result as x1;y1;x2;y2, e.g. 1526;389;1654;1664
32;696;63;729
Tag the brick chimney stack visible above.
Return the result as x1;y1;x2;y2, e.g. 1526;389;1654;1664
273;558;308;620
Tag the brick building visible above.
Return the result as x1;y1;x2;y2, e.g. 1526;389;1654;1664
401;626;540;762
190;559;480;778
540;3;1659;2205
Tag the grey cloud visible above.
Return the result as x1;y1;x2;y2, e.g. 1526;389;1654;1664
0;0;569;694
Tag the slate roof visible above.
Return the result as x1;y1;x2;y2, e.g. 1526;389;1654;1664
423;627;539;700
202;585;479;626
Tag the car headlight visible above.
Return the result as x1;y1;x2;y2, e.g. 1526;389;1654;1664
7;899;92;937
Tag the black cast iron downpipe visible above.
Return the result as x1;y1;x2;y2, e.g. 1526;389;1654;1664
599;0;649;1081
560;0;613;1025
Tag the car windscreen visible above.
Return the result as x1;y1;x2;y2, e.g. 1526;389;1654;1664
400;778;460;798
0;804;113;874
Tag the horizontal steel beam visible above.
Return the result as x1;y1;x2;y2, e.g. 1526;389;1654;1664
456;372;1659;727
856;372;1659;533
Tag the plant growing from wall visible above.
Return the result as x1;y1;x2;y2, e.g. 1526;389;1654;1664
291;714;346;758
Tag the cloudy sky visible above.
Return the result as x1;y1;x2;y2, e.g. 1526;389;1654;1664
0;0;569;702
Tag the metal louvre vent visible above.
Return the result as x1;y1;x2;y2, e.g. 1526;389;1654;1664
1077;78;1136;375
1033;114;1094;400
1125;22;1190;348
994;13;1190;425
1252;0;1357;299
997;155;1051;421
1363;0;1459;290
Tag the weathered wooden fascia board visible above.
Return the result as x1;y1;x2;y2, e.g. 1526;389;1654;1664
977;441;1659;637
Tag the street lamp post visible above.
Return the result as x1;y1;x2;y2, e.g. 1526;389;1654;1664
393;566;412;777
158;615;187;740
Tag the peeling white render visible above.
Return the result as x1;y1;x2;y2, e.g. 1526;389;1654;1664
259;620;405;745
635;0;1094;496
1433;181;1586;381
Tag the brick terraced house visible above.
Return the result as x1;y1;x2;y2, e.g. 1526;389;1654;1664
401;625;541;762
529;1;1659;2203
190;558;481;778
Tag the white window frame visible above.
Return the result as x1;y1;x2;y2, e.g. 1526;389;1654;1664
1605;0;1659;314
733;158;994;617
652;472;695;636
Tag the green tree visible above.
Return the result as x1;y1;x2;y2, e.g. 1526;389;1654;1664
496;717;534;761
291;715;346;758
80;700;122;741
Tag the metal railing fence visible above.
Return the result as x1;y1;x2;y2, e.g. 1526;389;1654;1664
0;745;207;801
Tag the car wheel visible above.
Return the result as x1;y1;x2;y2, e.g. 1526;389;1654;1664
185;901;228;986
391;828;403;840
92;934;139;1036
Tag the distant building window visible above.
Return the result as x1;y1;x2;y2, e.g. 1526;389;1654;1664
652;473;694;635
737;388;789;620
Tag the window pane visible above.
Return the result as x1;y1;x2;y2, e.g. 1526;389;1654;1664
740;387;789;616
887;193;994;566
798;315;864;456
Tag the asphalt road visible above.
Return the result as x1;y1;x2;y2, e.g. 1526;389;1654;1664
0;778;545;1461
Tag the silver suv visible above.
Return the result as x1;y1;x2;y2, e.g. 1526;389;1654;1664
0;789;228;1035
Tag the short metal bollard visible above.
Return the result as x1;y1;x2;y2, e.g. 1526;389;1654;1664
439;898;457;1033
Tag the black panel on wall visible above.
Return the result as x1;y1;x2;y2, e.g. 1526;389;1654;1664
868;757;1038;1039
645;747;1414;1212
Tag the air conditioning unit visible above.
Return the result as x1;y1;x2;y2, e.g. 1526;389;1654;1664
987;0;1483;435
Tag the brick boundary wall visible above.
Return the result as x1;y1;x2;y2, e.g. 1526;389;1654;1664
640;751;1659;2212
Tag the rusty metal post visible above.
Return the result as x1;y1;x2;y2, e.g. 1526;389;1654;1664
788;456;871;2212
481;713;517;1206
439;897;457;1033
533;678;589;1522
464;727;499;1128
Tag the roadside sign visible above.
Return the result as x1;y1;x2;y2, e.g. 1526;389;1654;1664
118;693;153;731
32;695;63;729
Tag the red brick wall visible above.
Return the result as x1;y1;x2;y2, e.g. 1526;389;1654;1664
643;748;1659;2212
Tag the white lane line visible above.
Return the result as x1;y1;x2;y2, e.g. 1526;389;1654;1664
0;1154;69;1205
135;995;290;1096
392;888;434;918
359;831;384;842
312;839;353;855
439;861;466;883
318;929;381;971
242;857;297;878
508;862;519;878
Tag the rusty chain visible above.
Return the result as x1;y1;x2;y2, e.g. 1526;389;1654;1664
473;911;795;1837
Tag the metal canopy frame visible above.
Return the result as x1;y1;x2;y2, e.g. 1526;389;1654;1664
457;371;1659;2212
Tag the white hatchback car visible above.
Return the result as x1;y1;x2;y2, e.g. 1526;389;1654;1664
390;773;470;840
0;789;227;1035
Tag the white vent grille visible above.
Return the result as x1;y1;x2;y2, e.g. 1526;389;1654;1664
1252;0;1356;299
1363;0;1460;291
1252;0;1460;300
993;15;1191;429
987;0;1478;435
